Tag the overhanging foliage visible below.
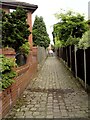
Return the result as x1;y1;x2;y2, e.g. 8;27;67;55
2;7;30;52
0;55;17;90
78;30;90;49
53;10;88;48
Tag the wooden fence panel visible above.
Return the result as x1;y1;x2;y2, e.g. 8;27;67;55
76;49;84;81
86;47;90;85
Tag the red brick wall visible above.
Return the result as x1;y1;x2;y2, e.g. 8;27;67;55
1;7;37;118
2;48;16;58
0;48;38;119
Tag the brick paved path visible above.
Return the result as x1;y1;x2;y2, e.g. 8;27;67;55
6;57;88;119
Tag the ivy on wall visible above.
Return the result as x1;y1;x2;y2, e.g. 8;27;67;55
0;55;17;90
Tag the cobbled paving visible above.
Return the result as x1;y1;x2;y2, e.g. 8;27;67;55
5;57;89;119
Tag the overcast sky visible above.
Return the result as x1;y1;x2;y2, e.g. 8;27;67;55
17;0;89;43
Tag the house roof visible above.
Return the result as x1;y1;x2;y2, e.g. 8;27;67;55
0;0;38;13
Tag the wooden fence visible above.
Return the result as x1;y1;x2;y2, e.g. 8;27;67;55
56;46;90;89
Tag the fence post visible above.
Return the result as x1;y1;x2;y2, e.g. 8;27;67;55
66;47;68;66
69;46;71;70
84;49;87;89
58;48;61;58
74;45;77;78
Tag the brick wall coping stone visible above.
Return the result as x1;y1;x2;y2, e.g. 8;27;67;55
1;0;38;13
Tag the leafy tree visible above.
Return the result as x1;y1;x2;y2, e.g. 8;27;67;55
32;15;50;49
78;30;90;49
2;7;30;52
53;10;88;47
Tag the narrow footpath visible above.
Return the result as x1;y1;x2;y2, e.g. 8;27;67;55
6;57;88;119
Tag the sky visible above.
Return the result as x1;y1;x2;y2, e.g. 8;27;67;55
17;0;89;44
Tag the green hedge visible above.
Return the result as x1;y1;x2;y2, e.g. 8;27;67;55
0;55;17;90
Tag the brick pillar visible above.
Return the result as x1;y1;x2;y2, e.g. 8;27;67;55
27;11;33;50
2;8;10;13
2;48;16;58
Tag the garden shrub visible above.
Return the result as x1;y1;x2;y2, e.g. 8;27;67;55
0;55;17;90
78;30;90;49
19;42;30;57
2;7;30;52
